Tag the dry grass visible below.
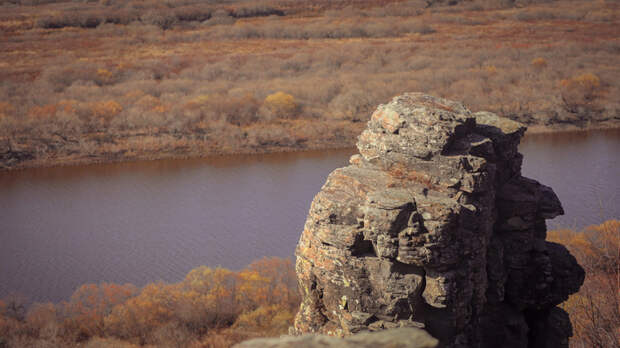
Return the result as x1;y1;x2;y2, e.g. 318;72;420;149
0;0;619;169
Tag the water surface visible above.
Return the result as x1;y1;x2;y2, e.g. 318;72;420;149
520;129;619;229
1;130;618;303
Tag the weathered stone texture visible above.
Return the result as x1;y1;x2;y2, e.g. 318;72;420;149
292;93;584;347
234;327;438;348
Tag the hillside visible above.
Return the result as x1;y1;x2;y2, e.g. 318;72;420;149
1;0;619;169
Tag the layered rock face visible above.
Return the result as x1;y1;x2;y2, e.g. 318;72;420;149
292;93;584;347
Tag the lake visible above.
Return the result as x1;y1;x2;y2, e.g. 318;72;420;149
1;129;618;303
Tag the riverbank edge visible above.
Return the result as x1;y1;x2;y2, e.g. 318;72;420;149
3;121;620;171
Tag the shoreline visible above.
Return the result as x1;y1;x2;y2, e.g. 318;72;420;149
524;121;620;135
2;122;619;172
0;140;356;172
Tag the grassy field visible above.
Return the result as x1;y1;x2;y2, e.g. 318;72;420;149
1;0;619;169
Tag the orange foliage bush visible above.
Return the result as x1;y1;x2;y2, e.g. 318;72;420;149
233;304;295;337
62;283;138;339
560;73;602;114
247;257;298;309
104;282;178;343
0;257;299;347
484;65;498;75
531;57;547;69
97;69;113;79
548;220;619;348
27;100;79;121
262;92;298;119
90;100;123;119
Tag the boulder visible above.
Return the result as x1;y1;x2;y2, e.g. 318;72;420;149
292;93;584;347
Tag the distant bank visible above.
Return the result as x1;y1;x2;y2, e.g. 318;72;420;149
3;121;619;171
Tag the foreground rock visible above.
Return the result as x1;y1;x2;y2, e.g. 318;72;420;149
292;93;584;347
235;327;437;348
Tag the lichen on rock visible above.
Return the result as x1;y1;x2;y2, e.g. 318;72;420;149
292;93;584;347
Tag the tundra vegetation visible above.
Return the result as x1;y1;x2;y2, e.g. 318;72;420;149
0;257;300;347
0;221;617;347
0;0;618;169
548;220;620;348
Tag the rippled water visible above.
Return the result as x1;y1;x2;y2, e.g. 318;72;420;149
520;129;620;229
1;130;618;303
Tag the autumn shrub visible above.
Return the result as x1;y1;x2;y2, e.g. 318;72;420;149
531;57;547;69
61;283;138;340
0;257;300;346
105;282;180;343
96;258;298;345
560;73;602;114
176;266;240;329
148;321;195;347
548;220;620;348
261;92;297;120
94;69;116;86
247;257;300;309
233;304;295;336
89;100;123;127
25;303;57;339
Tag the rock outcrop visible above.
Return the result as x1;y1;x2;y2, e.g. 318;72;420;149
235;327;438;348
292;93;584;347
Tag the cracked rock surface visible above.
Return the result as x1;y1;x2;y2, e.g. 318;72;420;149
292;93;584;348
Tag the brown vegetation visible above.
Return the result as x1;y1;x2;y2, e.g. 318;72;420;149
0;0;619;169
0;257;299;348
2;221;616;347
548;220;620;348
